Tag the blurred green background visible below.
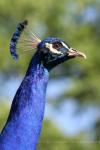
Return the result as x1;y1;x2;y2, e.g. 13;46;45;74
0;0;100;149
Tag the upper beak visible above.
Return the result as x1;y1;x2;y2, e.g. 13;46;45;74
67;48;86;59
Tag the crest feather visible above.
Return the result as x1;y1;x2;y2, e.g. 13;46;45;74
10;20;41;60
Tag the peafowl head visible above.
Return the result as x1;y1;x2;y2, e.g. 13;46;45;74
37;37;86;69
10;20;86;70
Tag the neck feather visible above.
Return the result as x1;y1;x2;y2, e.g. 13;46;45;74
0;52;49;150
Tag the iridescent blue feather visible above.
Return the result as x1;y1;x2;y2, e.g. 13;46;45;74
10;20;28;60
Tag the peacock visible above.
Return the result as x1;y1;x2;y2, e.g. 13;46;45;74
0;20;86;150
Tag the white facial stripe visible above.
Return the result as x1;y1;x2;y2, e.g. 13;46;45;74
45;43;63;55
61;42;69;50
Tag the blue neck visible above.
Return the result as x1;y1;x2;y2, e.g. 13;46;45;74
0;52;49;150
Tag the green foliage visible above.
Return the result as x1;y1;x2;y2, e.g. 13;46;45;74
0;101;10;132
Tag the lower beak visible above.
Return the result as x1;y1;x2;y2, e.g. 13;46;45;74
68;48;86;59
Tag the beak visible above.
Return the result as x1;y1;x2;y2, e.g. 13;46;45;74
67;48;86;59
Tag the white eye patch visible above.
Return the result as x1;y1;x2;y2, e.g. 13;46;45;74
45;43;63;55
61;42;69;50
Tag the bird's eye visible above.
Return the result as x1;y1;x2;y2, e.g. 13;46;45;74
53;42;62;49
